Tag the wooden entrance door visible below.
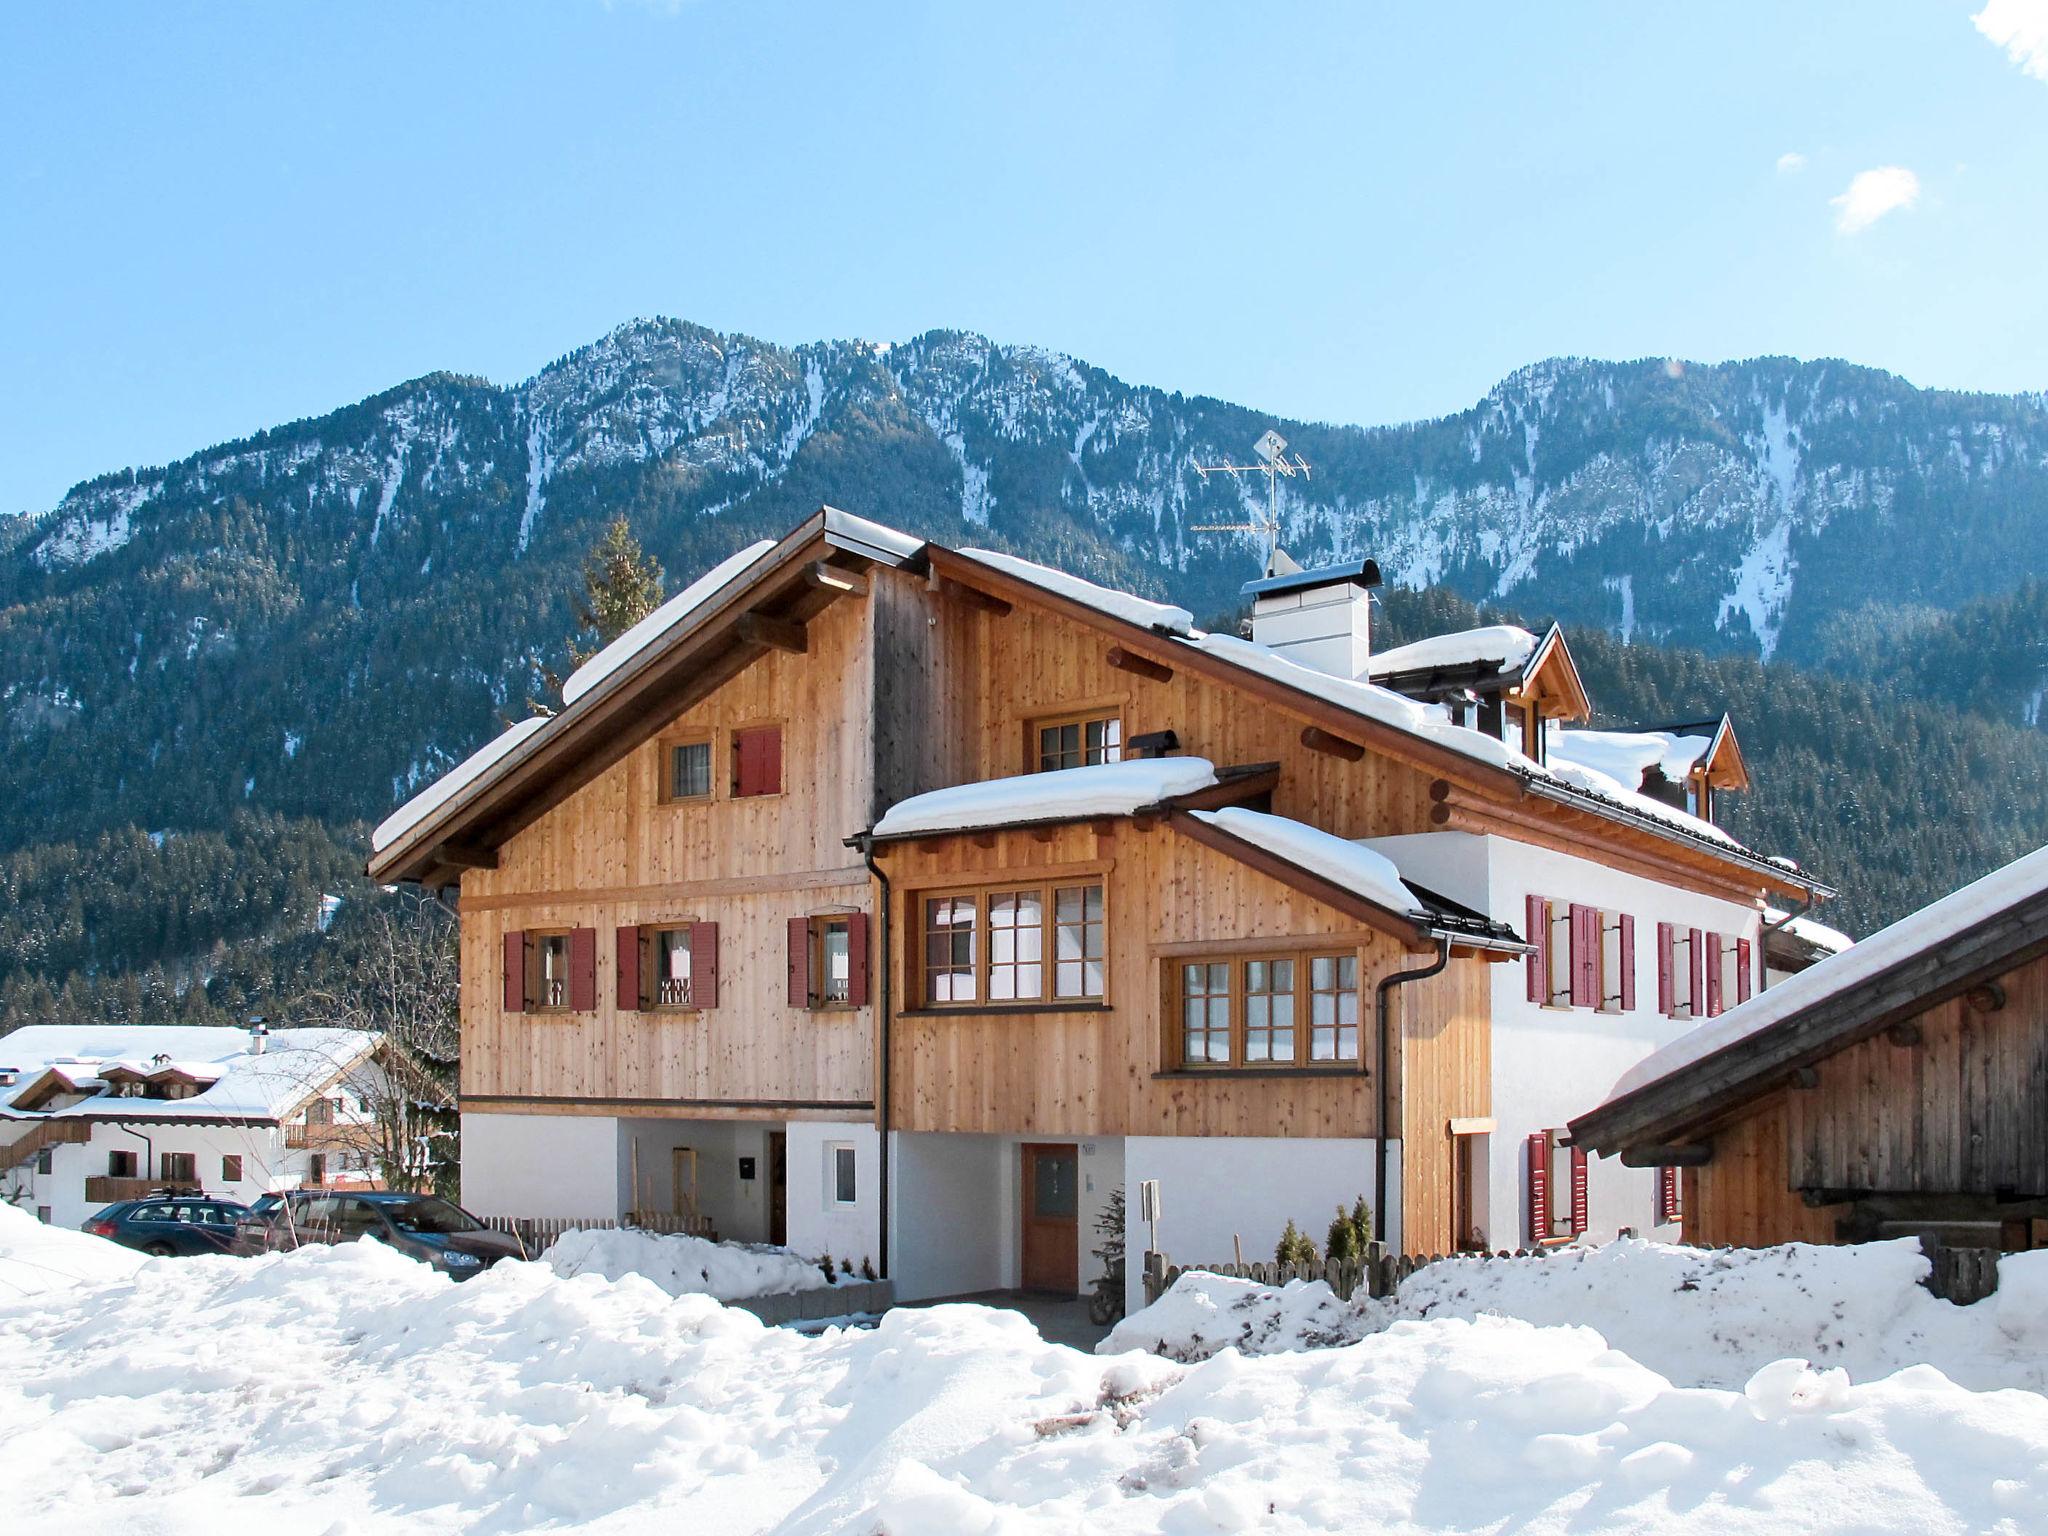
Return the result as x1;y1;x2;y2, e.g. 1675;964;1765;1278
1452;1133;1479;1252
1021;1143;1079;1292
768;1132;788;1247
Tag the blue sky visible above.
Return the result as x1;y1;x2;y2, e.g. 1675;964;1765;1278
3;1;2044;514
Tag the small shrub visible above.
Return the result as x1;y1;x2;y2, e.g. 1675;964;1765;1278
1326;1206;1358;1263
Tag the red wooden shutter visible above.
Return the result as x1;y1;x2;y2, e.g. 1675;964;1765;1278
1705;933;1723;1017
691;922;720;1008
1525;895;1548;1003
503;930;527;1013
736;726;783;797
1569;1145;1589;1236
1689;928;1705;1018
1736;938;1753;1003
788;916;812;1008
1656;922;1673;1016
569;927;598;1012
1618;914;1636;1011
1570;904;1598;1007
1527;1131;1550;1243
616;925;642;1011
846;912;871;1008
761;725;782;794
1658;1165;1680;1224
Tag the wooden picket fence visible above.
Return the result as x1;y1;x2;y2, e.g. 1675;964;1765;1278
1139;1244;1547;1306
483;1210;716;1258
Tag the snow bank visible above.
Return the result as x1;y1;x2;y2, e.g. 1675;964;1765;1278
1191;805;1420;915
4;1224;2046;1534
371;713;548;852
958;547;1197;634
873;757;1217;838
539;1227;835;1301
1368;622;1539;678
1109;1238;2048;1394
1609;842;2048;1103
561;538;778;705
0;1203;144;1299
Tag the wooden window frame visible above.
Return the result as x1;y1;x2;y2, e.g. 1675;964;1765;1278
1166;943;1370;1072
160;1151;198;1186
658;733;716;806
645;922;701;1012
730;720;785;799
108;1149;138;1179
809;914;856;1011
910;876;1111;1012
222;1155;243;1183
1026;704;1124;775
527;928;574;1014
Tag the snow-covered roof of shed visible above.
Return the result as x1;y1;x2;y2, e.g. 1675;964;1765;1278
1602;845;2048;1107
1190;806;1421;917
1366;624;1540;681
561;539;779;706
871;758;1219;838
1764;907;1856;956
958;549;1196;635
0;1026;379;1123
1550;729;1716;791
372;713;549;854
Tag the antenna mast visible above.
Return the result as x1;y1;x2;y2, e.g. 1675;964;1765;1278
1190;428;1311;559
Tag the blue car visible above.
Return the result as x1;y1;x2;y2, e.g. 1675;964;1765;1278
85;1195;252;1257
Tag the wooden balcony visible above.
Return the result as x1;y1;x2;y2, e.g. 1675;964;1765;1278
0;1117;93;1173
284;1122;363;1151
84;1175;199;1204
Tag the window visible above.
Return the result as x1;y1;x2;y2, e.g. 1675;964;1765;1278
534;932;571;1011
653;925;696;1008
307;1098;334;1126
1033;711;1121;773
222;1155;243;1183
1504;701;1529;752
830;1144;858;1206
1658;924;1705;1019
308;1154;327;1185
1526;1129;1587;1244
917;882;1107;1008
1657;1165;1682;1226
108;1150;138;1178
1176;949;1363;1069
732;725;783;797
788;914;865;1010
663;737;713;802
35;1207;50;1225
161;1152;197;1186
34;1148;52;1175
1529;898;1636;1012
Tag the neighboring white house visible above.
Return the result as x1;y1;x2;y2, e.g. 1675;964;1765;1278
0;1024;384;1230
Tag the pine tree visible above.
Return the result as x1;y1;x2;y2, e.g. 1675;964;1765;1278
568;518;665;669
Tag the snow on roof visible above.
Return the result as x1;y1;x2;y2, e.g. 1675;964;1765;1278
1190;806;1420;917
958;548;1196;635
823;506;924;562
561;538;779;706
1764;907;1856;955
872;757;1218;838
1540;744;1736;846
1550;728;1715;790
1366;624;1539;680
372;713;549;854
0;1026;378;1123
1604;844;2048;1106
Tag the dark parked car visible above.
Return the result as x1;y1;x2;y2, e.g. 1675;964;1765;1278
84;1196;252;1257
256;1190;521;1278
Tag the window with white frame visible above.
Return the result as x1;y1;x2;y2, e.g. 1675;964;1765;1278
828;1143;858;1207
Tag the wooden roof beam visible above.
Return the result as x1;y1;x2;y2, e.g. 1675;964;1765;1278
1301;726;1365;762
804;560;868;597
736;612;808;654
1107;646;1173;683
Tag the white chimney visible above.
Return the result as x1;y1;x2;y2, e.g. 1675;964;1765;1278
247;1020;269;1056
1243;555;1381;678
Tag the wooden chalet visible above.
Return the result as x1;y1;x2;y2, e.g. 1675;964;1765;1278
367;507;1828;1303
1571;845;2048;1251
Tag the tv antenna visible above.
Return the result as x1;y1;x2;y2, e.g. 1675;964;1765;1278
1190;429;1311;551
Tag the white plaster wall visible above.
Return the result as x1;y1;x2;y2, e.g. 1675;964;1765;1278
460;1112;621;1218
786;1120;880;1274
889;1131;1009;1301
1123;1135;1387;1312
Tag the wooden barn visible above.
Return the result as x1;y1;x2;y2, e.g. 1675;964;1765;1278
1571;845;2048;1251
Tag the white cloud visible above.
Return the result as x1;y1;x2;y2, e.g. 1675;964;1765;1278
1830;166;1920;234
1974;0;2048;81
1776;152;1807;175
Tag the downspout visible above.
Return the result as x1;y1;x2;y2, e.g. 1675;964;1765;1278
1372;935;1451;1247
1756;887;1820;994
855;832;893;1280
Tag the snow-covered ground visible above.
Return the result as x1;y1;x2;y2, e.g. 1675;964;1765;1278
539;1226;841;1300
4;1208;2045;1533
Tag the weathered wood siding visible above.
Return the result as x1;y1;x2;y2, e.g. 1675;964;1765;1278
882;820;1490;1149
1396;958;1494;1255
459;596;876;1114
1785;950;2048;1198
1685;1094;1845;1247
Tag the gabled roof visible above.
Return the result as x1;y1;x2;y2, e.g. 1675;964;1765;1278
1366;622;1591;723
1572;844;2048;1158
0;1026;380;1126
367;509;1825;899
